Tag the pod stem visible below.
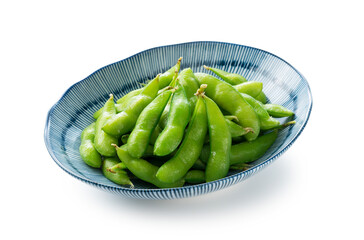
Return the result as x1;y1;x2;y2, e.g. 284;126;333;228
158;85;173;94
277;120;296;129
244;127;254;134
107;167;117;173
203;65;210;70
109;94;114;101
195;84;207;97
169;72;179;88
267;120;296;131
107;162;126;173
111;143;119;150
176;57;182;74
230;163;252;171
224;115;239;122
169;57;182;88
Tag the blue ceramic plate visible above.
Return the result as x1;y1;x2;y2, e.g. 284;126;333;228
44;41;312;199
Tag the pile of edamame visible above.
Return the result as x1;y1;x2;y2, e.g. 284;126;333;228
79;58;295;188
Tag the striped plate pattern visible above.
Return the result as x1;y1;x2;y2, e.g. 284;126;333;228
44;41;312;199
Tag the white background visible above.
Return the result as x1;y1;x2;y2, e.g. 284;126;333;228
1;1;363;239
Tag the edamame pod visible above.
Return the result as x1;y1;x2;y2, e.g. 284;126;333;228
94;94;119;156
200;130;278;165
116;88;143;104
255;91;267;104
229;130;278;165
263;104;294;118
184;170;205;184
115;88;144;113
127;89;173;158
102;75;160;137
225;117;254;138
158;102;170;129
149;125;162;145
107;161;127;173
240;93;280;130
204;65;247;85
234;81;263;98
121;134;155;157
79;122;102;168
93;107;104;120
195;73;260;141
158;65;185;129
93;103;122;119
93;88;143;119
102;157;133;187
113;144;185;188
192;159;206;170
178;68;200;111
204;95;231;182
156;86;208;183
154;84;190;156
158;57;182;89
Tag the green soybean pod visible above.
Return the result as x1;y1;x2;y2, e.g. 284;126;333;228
156;86;208;183
127;90;173;158
204;95;231;182
149;125;162;145
195;73;260;141
120;134;155;157
199;130;278;165
93;88;143;119
107;161;127;173
79;122;102;168
113;144;185;188
263;104;294;118
204;65;247;85
178;68;200;111
203;64;268;105
157;68;184;130
93;107;104;120
230;130;278;165
115;88;144;113
184;170;205;184
240;93;280;130
234;81;263;98
203;117;251;144
94;94;119;157
102;75;160;137
192;159;206;170
199;145;210;164
255;91;267;104
158;102;170;130
224;117;254;138
102;157;133;187
158;57;182;89
116;88;143;104
154;84;191;156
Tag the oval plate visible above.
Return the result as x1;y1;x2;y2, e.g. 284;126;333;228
44;41;312;199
